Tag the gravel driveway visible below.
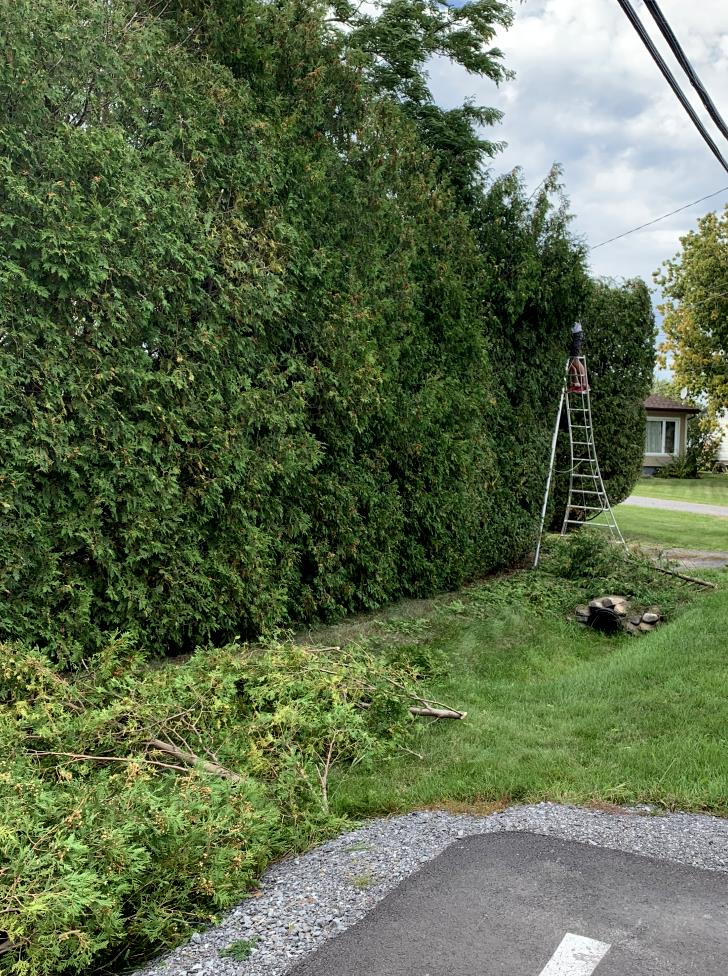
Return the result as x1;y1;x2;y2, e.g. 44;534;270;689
132;803;728;976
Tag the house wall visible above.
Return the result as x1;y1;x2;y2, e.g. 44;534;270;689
642;412;687;475
716;412;728;465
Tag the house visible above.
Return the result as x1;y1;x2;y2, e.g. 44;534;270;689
642;394;701;475
716;411;728;472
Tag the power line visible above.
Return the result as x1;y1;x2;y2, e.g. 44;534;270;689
590;184;728;249
642;0;728;145
614;0;728;174
661;289;728;312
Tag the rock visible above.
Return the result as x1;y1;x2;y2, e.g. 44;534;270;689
612;602;628;617
629;615;642;626
639;622;655;633
575;605;590;617
624;622;641;636
600;597;615;609
642;612;660;624
589;598;605;610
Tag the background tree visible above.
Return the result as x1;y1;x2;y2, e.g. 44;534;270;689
657;207;728;413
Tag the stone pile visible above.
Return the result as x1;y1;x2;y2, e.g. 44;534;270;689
574;596;663;635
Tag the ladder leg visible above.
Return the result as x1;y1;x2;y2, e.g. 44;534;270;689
534;386;565;568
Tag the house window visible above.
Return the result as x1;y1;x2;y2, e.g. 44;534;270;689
645;419;678;455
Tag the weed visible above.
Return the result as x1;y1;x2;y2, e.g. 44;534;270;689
350;873;375;890
220;938;259;962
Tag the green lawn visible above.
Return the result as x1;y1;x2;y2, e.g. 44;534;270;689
335;572;728;818
608;504;728;552
631;473;728;506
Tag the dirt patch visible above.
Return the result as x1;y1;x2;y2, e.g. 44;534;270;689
293;570;520;648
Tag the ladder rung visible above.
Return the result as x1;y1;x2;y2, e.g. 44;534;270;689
567;505;607;511
571;490;603;495
565;520;612;526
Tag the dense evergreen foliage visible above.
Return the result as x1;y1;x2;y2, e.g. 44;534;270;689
576;279;655;502
0;0;653;663
549;279;655;525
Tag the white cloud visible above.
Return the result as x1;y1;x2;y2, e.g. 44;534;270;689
429;0;728;286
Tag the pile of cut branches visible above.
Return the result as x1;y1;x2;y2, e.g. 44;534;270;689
0;637;461;976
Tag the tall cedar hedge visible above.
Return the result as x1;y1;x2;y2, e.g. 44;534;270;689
549;278;656;528
0;0;654;660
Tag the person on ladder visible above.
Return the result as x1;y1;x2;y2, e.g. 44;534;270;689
567;322;589;393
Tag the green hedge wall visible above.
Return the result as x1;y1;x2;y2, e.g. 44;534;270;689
0;0;653;660
550;279;656;526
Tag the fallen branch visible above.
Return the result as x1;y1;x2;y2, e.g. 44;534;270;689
649;564;716;589
27;750;188;773
409;706;466;720
357;702;466;720
145;739;242;781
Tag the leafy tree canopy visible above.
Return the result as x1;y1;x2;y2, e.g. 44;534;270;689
657;207;728;413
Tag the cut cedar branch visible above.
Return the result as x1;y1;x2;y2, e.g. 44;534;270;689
145;739;243;780
28;742;243;781
297;645;467;720
409;706;466;719
357;702;466;720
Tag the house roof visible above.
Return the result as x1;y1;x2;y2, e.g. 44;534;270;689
644;394;701;414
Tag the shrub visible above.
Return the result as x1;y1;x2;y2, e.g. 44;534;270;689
653;454;700;479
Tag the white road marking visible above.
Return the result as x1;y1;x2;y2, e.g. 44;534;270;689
538;933;611;976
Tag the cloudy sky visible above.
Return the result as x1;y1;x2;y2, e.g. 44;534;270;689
430;0;728;290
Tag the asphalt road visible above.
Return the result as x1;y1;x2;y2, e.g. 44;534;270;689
289;832;728;975
624;495;728;518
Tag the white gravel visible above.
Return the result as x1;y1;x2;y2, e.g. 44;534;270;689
133;802;728;976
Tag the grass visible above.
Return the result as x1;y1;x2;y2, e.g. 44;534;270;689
632;473;728;506
606;504;728;552
332;560;728;818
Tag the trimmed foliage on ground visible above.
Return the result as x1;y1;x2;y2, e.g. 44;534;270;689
0;639;421;975
0;535;711;974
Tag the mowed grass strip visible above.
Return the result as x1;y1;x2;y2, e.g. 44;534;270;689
335;582;728;818
631;473;728;506
606;504;728;552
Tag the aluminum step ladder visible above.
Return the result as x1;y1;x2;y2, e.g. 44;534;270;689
534;355;625;567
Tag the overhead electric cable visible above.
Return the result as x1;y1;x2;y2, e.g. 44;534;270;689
590;183;728;249
614;0;728;174
642;0;728;144
662;289;728;311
